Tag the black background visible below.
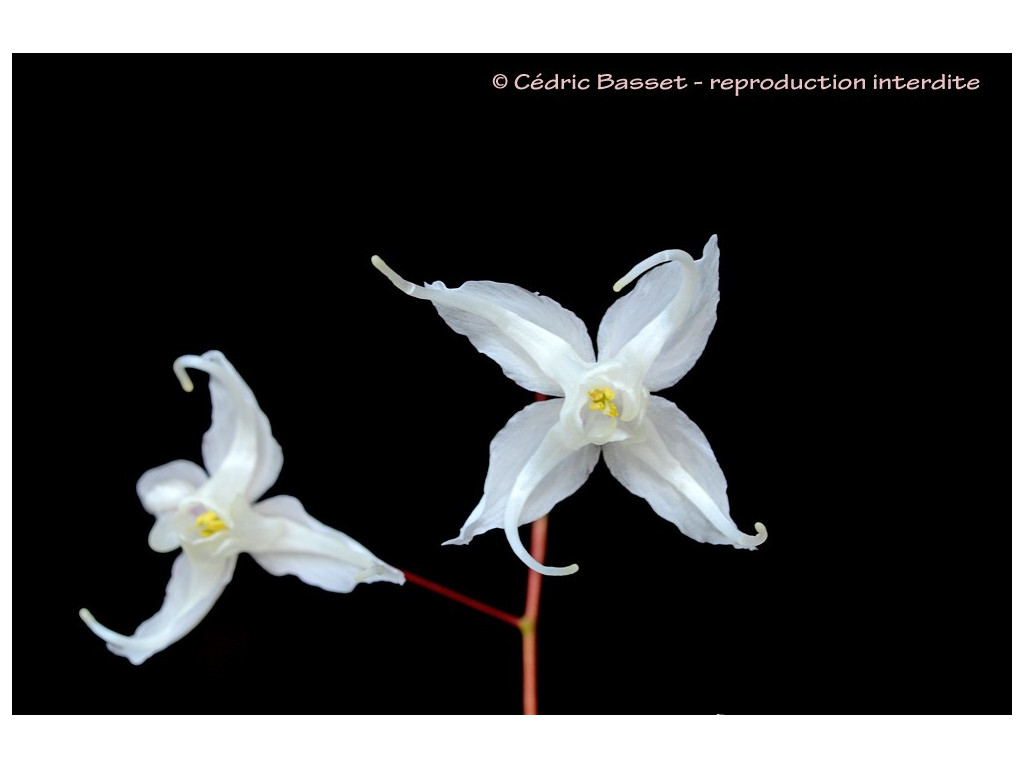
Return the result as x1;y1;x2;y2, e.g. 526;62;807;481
18;54;1007;713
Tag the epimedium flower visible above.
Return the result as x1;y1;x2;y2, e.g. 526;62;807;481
80;351;404;664
372;235;766;576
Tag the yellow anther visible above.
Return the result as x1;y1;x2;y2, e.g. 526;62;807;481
194;511;228;538
588;387;619;418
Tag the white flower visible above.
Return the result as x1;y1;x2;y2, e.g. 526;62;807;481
80;351;404;664
372;235;766;576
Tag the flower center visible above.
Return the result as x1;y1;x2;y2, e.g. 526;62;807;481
588;386;619;418
193;510;228;538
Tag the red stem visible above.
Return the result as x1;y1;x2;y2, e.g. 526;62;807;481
523;516;547;621
402;570;521;627
403;393;552;714
521;390;550;715
521;515;547;715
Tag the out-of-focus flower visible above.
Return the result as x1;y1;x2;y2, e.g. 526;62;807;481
80;351;403;664
372;235;765;575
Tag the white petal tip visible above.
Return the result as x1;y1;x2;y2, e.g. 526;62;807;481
528;561;579;577
752;522;767;545
611;250;679;293
355;563;406;585
371;255;417;295
79;608;122;645
171;358;196;392
506;520;579;576
78;607;114;638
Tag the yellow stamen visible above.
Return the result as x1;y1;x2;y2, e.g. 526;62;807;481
194;510;228;538
588;387;619;418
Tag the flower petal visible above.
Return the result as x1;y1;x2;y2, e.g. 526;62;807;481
603;395;766;548
372;257;594;395
244;495;405;591
597;235;720;392
443;399;600;575
79;551;237;665
173;351;283;504
137;459;209;552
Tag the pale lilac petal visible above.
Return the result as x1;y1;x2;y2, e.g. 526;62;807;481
373;257;594;395
245;495;404;591
598;236;720;392
174;351;283;503
79;551;237;665
444;399;600;575
603;395;766;548
136;459;208;552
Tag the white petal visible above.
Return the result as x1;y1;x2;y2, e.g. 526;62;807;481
173;351;283;503
137;459;208;552
372;257;594;395
598;236;720;392
603;395;766;548
444;399;600;575
79;551;237;665
244;495;405;592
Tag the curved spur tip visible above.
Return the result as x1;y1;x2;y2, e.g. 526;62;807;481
171;357;196;393
536;561;579;577
371;255;417;295
754;522;767;544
